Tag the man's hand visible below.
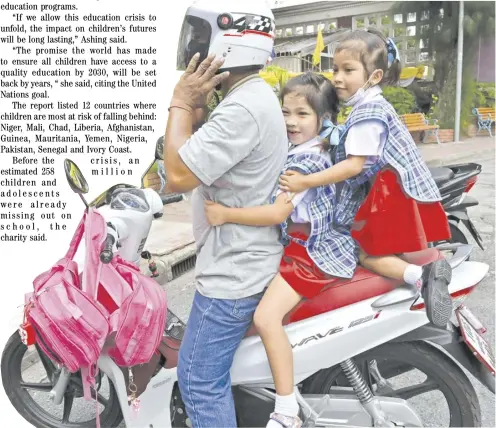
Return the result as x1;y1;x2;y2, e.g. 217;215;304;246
172;53;230;110
205;200;228;226
279;170;309;194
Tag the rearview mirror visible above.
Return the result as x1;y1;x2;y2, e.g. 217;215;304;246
155;136;164;161
64;159;89;194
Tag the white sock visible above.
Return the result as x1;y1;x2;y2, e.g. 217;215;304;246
266;390;299;427
403;264;423;288
274;391;298;416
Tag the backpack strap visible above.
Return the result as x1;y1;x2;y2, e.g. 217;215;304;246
64;212;87;260
32;214;86;292
81;365;101;428
81;208;108;299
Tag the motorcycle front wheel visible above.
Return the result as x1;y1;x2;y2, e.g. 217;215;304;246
1;331;123;428
302;341;481;427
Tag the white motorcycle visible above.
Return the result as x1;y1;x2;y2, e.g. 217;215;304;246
2;140;494;428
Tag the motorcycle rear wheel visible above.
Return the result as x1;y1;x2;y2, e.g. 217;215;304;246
302;341;481;427
1;331;123;428
435;222;470;259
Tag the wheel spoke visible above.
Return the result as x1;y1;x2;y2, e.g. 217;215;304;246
34;344;57;380
381;363;416;379
20;382;53;392
62;394;74;423
386;379;439;400
91;387;109;407
96;392;109;407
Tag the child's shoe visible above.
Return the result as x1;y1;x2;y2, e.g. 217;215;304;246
267;413;302;428
421;259;453;327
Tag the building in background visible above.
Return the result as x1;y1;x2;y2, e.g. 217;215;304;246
272;1;435;75
271;1;494;84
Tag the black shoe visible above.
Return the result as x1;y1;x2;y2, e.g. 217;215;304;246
421;259;453;327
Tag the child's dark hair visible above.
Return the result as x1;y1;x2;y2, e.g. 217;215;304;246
280;72;339;124
335;28;401;86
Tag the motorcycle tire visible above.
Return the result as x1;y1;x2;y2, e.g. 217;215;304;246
448;222;470;246
302;341;481;427
1;331;123;428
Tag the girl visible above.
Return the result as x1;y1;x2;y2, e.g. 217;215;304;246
205;72;340;428
279;28;453;329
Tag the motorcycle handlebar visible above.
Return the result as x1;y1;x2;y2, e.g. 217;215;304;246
100;234;115;264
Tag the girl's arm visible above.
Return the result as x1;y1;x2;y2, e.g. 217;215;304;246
205;193;295;227
280;155;367;193
281;120;385;194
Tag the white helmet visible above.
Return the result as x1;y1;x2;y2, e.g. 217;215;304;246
177;0;275;72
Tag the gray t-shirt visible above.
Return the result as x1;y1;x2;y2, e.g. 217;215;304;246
179;77;288;299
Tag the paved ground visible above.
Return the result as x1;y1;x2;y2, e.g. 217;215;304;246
458;153;495;428
14;140;495;427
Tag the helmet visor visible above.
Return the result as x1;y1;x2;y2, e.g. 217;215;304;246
177;15;212;71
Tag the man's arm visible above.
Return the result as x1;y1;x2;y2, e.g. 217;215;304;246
164;107;201;193
164;53;229;193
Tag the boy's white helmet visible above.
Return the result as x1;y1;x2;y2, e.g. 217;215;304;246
177;0;275;72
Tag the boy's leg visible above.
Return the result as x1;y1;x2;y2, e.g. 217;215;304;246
359;249;452;327
177;290;263;428
253;273;303;428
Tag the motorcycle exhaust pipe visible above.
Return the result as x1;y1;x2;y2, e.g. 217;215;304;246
49;367;71;405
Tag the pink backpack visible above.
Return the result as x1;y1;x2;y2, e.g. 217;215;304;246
27;213;110;373
26;208;167;426
78;207;167;368
107;257;167;367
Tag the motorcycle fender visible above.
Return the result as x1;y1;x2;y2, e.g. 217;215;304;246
458;195;480;208
446;210;484;249
461;218;485;250
392;324;495;394
446;209;469;221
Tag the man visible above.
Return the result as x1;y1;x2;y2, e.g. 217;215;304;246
164;1;288;426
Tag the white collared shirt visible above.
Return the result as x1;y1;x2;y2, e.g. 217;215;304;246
277;137;331;223
345;85;387;167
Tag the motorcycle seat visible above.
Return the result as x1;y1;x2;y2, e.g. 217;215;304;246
429;167;455;187
244;248;442;337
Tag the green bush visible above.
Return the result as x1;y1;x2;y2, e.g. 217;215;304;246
336;87;416;123
473;82;495;108
337;106;352;124
382;87;416;115
426;94;439;119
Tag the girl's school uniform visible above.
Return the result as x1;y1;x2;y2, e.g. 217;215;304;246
275;139;356;299
335;87;450;256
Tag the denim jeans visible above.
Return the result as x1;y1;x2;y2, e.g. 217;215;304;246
177;290;264;427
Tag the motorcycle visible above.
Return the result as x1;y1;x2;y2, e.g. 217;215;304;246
2;143;494;428
430;163;483;250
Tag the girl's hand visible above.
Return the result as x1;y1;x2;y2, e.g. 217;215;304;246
279;170;308;193
205;200;227;226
